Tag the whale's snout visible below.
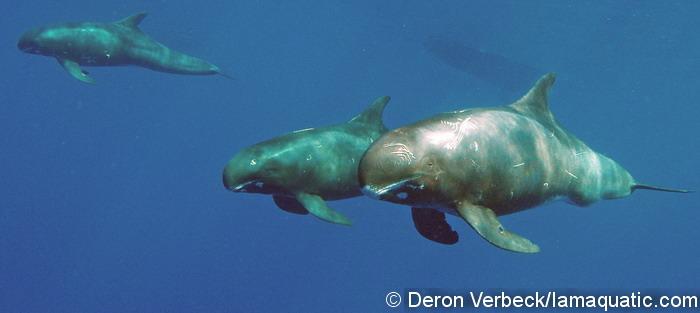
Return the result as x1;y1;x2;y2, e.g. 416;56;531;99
223;164;249;192
17;35;32;52
222;150;284;195
17;29;41;54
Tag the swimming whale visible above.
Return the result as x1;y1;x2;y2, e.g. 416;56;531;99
18;12;226;83
423;36;539;95
359;73;689;253
223;96;391;226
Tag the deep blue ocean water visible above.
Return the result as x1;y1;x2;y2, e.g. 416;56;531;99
2;1;699;312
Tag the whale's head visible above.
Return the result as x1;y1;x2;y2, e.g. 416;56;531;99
222;141;299;196
18;26;59;56
18;25;76;56
359;125;450;207
18;28;43;55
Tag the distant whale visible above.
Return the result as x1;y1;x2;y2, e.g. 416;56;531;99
223;96;391;225
18;12;227;83
359;73;689;253
424;36;539;94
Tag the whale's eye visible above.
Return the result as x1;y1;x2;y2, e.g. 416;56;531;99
421;156;436;168
262;160;282;176
397;192;408;200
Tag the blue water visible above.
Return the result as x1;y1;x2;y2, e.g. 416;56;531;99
2;1;699;312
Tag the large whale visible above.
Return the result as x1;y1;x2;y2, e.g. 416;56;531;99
423;36;539;95
359;73;689;253
18;12;226;83
223;96;390;225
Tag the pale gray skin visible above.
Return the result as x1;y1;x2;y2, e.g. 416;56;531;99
359;73;688;253
17;12;225;83
223;96;390;225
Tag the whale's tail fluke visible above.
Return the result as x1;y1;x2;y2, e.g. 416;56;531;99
217;69;234;80
209;64;234;80
633;184;692;193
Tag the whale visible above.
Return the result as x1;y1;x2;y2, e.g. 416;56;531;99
18;12;227;83
423;36;539;95
223;96;391;226
358;73;689;253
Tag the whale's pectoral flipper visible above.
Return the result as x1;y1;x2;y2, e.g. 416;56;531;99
272;195;309;215
295;193;351;226
457;202;539;253
58;58;94;84
411;207;458;245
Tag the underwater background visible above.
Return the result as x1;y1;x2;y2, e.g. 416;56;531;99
2;1;699;312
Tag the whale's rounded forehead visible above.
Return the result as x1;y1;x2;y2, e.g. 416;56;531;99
236;145;267;164
19;26;43;38
232;136;303;165
359;129;421;189
225;151;254;174
18;26;47;42
18;27;47;53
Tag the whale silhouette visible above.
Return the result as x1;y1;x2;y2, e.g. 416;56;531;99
223;96;391;225
359;73;689;253
18;12;228;83
424;36;539;95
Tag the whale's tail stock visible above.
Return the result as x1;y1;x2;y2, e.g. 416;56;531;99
632;184;692;193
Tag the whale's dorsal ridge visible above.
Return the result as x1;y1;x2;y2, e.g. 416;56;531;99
348;96;391;129
510;73;556;124
116;12;148;29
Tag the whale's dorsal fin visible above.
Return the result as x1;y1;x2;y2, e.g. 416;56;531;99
510;73;557;126
348;96;390;130
116;12;148;29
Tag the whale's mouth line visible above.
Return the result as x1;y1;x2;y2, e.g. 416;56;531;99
231;180;264;192
361;175;423;199
20;46;36;53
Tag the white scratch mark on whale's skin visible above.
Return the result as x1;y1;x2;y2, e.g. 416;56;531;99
471;159;480;169
293;128;314;133
384;143;416;166
432;117;478;150
565;169;579;179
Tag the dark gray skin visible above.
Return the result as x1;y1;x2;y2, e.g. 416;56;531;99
17;12;226;83
223;96;390;225
359;73;689;253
